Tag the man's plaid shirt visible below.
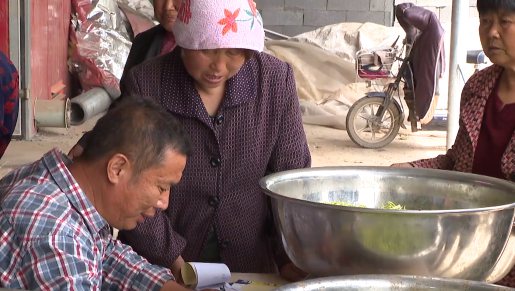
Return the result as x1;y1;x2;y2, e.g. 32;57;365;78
0;149;173;290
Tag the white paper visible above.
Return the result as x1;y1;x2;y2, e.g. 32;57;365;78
182;262;231;290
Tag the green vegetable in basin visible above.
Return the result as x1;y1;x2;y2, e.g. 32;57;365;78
355;216;434;257
327;201;367;208
382;201;405;210
326;201;405;210
326;201;428;256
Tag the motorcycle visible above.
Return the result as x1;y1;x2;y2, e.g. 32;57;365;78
345;3;445;148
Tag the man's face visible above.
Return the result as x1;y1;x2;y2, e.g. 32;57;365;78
108;148;187;230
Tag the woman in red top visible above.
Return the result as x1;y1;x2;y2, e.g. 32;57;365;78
393;0;515;286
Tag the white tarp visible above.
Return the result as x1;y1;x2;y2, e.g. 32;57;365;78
265;22;404;129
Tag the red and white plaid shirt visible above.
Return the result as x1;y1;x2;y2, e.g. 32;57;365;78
0;149;173;290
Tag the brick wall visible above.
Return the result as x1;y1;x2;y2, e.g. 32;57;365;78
256;0;478;37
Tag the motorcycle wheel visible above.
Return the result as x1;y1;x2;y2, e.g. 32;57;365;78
346;96;402;148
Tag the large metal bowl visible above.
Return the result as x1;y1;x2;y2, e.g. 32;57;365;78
275;275;513;290
259;167;515;282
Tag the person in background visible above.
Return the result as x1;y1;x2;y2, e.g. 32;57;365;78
0;50;19;158
120;0;181;84
0;98;207;291
392;0;515;287
117;0;311;281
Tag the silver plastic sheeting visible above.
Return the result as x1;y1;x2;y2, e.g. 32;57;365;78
70;0;132;98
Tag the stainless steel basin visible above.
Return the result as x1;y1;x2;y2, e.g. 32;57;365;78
259;167;515;282
275;275;513;290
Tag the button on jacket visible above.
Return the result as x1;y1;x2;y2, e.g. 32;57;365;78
118;49;311;273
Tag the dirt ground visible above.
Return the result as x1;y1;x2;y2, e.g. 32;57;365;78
0;114;448;177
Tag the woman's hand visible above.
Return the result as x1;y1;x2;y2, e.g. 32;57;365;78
390;162;414;168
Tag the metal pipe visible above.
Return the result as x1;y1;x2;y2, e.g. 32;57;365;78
446;0;468;149
10;0;34;140
69;87;112;125
19;0;35;140
34;99;71;128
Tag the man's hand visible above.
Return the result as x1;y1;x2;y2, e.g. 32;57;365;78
161;260;218;291
279;262;308;282
68;144;84;160
171;256;186;284
160;280;218;291
161;280;191;291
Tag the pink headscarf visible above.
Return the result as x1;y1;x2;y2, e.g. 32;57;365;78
172;0;264;52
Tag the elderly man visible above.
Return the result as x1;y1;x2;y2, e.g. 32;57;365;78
0;99;195;290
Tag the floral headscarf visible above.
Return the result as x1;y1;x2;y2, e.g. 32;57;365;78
172;0;264;52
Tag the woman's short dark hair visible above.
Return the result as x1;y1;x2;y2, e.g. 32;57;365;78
477;0;515;15
80;97;191;176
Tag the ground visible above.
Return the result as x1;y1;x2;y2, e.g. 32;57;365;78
0;114;448;177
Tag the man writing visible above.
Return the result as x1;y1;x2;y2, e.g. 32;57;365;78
0;99;202;290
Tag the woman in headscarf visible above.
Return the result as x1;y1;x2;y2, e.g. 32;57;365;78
118;0;311;281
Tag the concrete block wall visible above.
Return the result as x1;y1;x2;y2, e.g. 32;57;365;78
256;0;478;37
256;0;395;37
